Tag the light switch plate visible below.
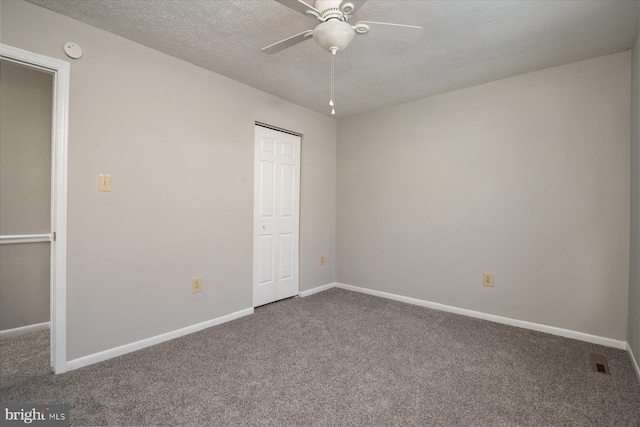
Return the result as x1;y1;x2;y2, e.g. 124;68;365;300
98;174;111;192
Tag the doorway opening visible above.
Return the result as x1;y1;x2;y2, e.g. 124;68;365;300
0;44;69;374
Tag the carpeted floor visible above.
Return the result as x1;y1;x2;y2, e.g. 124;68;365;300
1;288;639;426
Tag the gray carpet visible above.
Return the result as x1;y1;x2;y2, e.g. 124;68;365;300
1;288;639;426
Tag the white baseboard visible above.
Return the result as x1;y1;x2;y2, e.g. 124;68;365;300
67;308;253;371
299;282;337;297
0;321;50;339
628;343;640;383
330;282;627;350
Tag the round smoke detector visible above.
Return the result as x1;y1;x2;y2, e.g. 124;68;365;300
64;42;83;59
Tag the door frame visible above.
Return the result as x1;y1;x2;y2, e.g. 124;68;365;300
0;44;70;374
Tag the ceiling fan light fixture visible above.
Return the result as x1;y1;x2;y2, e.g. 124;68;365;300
312;19;355;52
266;0;424;116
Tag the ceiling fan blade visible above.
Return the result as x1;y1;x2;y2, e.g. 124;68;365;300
355;21;422;43
274;0;319;16
262;30;314;54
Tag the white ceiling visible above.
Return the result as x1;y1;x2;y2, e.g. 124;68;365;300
27;0;640;118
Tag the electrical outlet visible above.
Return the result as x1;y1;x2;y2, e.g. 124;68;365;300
483;272;494;287
192;277;202;293
98;174;111;192
320;255;325;266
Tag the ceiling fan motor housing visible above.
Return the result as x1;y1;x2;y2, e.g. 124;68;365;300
315;0;355;20
315;0;344;13
313;19;355;52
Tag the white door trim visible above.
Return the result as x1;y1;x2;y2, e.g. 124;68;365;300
1;44;70;374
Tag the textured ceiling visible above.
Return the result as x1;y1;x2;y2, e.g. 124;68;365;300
27;0;640;118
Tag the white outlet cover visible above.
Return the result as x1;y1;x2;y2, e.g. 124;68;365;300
64;42;83;59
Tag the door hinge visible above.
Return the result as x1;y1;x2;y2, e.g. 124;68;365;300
53;232;56;242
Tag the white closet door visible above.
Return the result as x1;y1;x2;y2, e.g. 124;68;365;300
253;125;300;307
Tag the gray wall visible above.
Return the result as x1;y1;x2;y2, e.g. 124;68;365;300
0;61;52;331
0;243;50;330
629;13;640;363
1;0;336;360
337;52;631;341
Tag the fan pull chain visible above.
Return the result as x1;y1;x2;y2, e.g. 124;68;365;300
330;47;337;115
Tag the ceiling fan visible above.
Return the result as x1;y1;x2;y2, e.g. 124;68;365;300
262;0;423;115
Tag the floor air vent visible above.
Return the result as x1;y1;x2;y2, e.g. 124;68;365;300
589;353;611;375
